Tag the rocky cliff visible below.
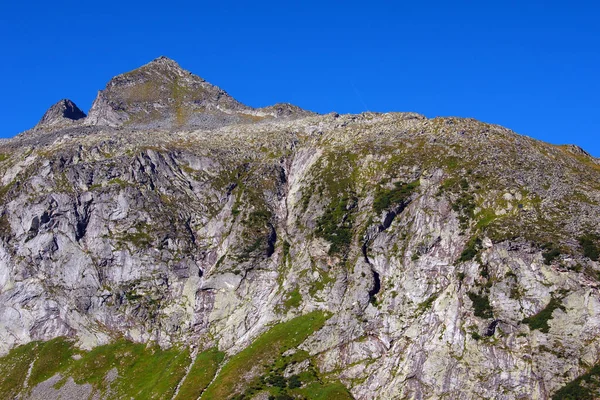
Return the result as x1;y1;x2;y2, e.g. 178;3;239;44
1;57;600;400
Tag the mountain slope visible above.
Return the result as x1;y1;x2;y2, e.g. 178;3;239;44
0;59;599;400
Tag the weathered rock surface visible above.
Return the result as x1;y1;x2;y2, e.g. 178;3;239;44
36;99;86;128
0;58;600;399
84;56;312;129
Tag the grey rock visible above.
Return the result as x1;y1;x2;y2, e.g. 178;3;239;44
36;99;86;128
0;58;599;399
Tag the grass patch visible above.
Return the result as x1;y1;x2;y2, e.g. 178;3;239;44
107;178;131;188
297;381;354;400
0;341;38;399
28;337;76;386
201;311;329;399
174;348;225;400
0;338;191;399
69;340;190;398
280;288;302;313
0;214;12;239
522;297;565;333
282;241;291;262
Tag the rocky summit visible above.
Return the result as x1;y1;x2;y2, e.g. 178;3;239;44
36;99;86;129
0;57;600;400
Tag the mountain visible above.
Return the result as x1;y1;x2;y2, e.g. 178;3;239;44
0;58;599;400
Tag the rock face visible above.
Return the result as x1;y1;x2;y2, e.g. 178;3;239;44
84;56;312;129
1;59;600;400
36;99;86;128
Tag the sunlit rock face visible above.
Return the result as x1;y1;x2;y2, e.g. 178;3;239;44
1;58;599;399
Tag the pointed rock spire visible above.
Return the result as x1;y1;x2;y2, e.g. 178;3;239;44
36;99;86;128
85;56;248;129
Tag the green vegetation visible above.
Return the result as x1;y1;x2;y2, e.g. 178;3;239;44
28;337;76;386
0;180;14;203
542;242;561;265
579;234;600;261
417;293;438;314
202;311;329;399
68;339;190;398
308;151;363;257
282;240;291;261
372;180;419;214
0;214;11;238
0;338;193;399
468;291;493;319
0;341;39;399
228;349;352;400
297;382;354;400
107;178;131;188
308;270;335;298
237;208;273;260
552;364;600;400
452;191;477;230
316;195;356;256
245;209;273;229
522;297;565;333
174;348;225;400
459;236;482;262
0;333;350;400
280;288;303;313
117;222;154;248
120;230;153;248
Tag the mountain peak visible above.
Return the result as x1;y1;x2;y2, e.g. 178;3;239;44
36;99;86;128
148;55;181;67
84;57;312;130
133;56;190;78
85;57;249;129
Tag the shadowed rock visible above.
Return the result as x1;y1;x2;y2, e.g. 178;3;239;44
36;99;86;128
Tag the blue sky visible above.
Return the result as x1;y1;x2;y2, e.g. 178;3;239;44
1;1;598;156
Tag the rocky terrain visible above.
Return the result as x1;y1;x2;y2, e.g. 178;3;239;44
0;57;600;400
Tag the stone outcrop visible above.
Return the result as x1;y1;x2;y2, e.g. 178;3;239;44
36;99;86;128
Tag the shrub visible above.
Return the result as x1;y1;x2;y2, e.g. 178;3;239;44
288;374;302;389
266;373;287;388
522;297;565;333
552;364;600;400
579;234;600;261
373;180;419;214
542;243;561;265
452;191;476;230
467;291;493;319
316;195;356;255
459;236;482;262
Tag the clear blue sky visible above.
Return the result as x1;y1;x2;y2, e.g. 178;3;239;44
1;1;598;156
